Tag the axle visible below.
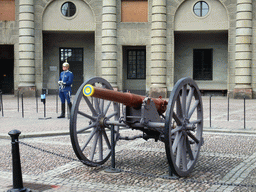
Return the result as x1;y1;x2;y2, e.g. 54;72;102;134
83;84;168;114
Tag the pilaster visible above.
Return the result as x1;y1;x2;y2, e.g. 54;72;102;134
149;0;167;98
234;0;252;99
101;0;118;88
18;0;35;96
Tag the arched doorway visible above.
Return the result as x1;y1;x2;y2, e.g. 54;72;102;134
174;0;228;92
42;0;95;94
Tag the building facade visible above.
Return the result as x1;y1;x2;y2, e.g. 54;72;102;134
0;0;255;98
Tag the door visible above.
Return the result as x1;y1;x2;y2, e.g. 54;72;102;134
193;49;213;80
60;48;83;94
0;45;14;94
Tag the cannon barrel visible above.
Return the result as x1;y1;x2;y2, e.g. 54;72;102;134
83;84;168;114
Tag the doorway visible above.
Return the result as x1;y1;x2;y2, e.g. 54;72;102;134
0;45;14;94
59;48;83;94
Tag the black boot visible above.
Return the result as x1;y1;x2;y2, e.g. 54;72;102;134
68;102;72;112
58;103;65;118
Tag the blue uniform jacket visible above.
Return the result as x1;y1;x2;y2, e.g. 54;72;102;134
59;70;74;92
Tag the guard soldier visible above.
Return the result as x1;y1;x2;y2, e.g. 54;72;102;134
58;60;74;118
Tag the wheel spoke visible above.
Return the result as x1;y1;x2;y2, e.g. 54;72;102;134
176;94;182;118
98;132;103;161
77;123;96;133
189;119;202;125
106;111;118;120
83;96;97;116
185;135;194;160
175;135;183;168
100;99;104;115
89;131;99;161
171;126;183;135
173;112;182;126
172;131;182;153
94;98;101;114
187;131;199;144
81;128;97;152
181;137;188;171
77;110;97;121
181;84;187;117
186;87;194;116
188;100;199;119
102;130;111;149
104;101;111;115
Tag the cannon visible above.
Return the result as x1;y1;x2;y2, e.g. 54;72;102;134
70;77;203;177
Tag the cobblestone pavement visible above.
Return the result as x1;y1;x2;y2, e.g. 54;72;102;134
1;95;256;191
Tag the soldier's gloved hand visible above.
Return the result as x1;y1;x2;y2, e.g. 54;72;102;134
58;81;63;85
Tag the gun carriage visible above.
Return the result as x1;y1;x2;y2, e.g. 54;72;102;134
70;77;203;177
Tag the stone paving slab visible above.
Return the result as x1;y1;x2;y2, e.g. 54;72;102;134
1;95;256;191
1;131;256;191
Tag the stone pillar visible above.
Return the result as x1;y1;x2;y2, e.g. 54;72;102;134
101;0;118;88
18;0;35;96
149;0;167;98
234;0;252;99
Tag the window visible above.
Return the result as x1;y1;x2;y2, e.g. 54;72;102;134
127;50;146;79
61;2;76;17
193;49;212;80
60;48;83;62
121;0;148;22
0;0;15;21
193;1;209;17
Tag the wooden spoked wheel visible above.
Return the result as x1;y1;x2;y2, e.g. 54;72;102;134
165;77;203;177
70;77;120;166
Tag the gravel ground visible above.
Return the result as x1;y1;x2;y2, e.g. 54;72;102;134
1;95;256;191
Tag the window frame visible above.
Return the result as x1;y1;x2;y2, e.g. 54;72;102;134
61;2;76;17
193;1;209;17
193;49;213;81
127;49;146;80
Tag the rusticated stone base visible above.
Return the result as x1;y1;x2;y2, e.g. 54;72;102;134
149;87;167;98
17;86;36;97
232;88;252;99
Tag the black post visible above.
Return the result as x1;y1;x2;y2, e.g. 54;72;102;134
111;125;115;169
39;89;51;120
227;97;229;121
104;125;120;173
17;91;19;112
209;95;212;127
35;89;38;113
244;97;246;129
0;91;3;117
21;94;24;118
8;130;31;192
56;90;58;114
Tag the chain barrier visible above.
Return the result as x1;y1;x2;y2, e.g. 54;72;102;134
18;140;256;189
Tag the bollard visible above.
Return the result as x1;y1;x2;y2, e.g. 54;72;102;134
209;95;212;127
39;89;51;120
17;91;19;112
56;90;58;114
8;130;31;192
244;97;246;129
35;89;38;113
0;90;3;117
21;94;24;118
227;97;229;121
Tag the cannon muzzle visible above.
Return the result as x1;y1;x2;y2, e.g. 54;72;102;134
83;84;168;114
